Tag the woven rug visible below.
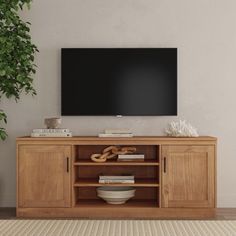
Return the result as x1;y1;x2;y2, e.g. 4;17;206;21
0;220;236;236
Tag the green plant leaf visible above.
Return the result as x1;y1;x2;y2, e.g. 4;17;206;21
0;0;37;141
0;128;7;141
0;70;6;76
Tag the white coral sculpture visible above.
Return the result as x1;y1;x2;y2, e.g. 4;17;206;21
165;120;199;137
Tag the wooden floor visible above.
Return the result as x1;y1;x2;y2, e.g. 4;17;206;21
216;209;236;220
1;208;236;220
0;208;16;219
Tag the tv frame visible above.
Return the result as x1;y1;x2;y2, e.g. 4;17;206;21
61;47;178;116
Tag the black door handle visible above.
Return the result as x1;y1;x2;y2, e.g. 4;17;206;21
163;157;167;173
66;157;69;173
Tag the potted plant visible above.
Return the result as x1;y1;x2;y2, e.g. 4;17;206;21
0;0;38;140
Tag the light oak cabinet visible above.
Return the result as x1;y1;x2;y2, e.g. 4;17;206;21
161;145;215;208
18;145;71;208
17;136;216;218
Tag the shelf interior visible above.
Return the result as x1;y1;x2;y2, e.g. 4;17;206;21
74;165;159;183
74;187;159;207
73;144;160;208
76;145;159;162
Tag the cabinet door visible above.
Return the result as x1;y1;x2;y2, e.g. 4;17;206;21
18;145;71;208
161;145;215;208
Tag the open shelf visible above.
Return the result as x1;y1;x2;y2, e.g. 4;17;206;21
75;199;158;208
74;165;159;182
74;178;159;187
74;160;159;166
74;187;159;207
73;144;160;208
75;145;159;162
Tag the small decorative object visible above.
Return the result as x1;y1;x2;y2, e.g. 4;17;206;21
165;120;199;137
90;146;136;162
97;186;136;204
44;117;62;129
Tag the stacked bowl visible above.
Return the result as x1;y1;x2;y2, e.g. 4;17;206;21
97;186;136;204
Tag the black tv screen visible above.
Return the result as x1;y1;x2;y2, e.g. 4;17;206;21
61;48;177;116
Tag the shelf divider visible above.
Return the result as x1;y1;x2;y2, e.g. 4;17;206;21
74;178;159;187
74;161;159;166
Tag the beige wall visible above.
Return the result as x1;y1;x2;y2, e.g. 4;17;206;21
0;0;236;207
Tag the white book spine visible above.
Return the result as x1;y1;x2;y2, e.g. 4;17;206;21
31;132;72;137
118;154;145;159
32;129;70;133
99;180;135;184
117;159;144;162
99;176;134;180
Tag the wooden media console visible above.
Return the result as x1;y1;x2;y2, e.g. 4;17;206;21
16;136;216;218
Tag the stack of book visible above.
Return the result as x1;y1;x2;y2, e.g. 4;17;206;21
99;175;135;184
117;154;145;161
98;129;133;138
31;128;72;137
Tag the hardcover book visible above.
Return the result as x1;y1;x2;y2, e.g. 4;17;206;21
31;132;72;137
32;128;70;133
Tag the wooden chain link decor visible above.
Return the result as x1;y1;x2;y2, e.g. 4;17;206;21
90;146;137;162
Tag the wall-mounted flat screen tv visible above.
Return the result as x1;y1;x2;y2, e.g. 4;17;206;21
61;48;177;116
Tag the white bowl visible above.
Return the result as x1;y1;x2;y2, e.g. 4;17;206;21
97;186;136;204
44;117;61;129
